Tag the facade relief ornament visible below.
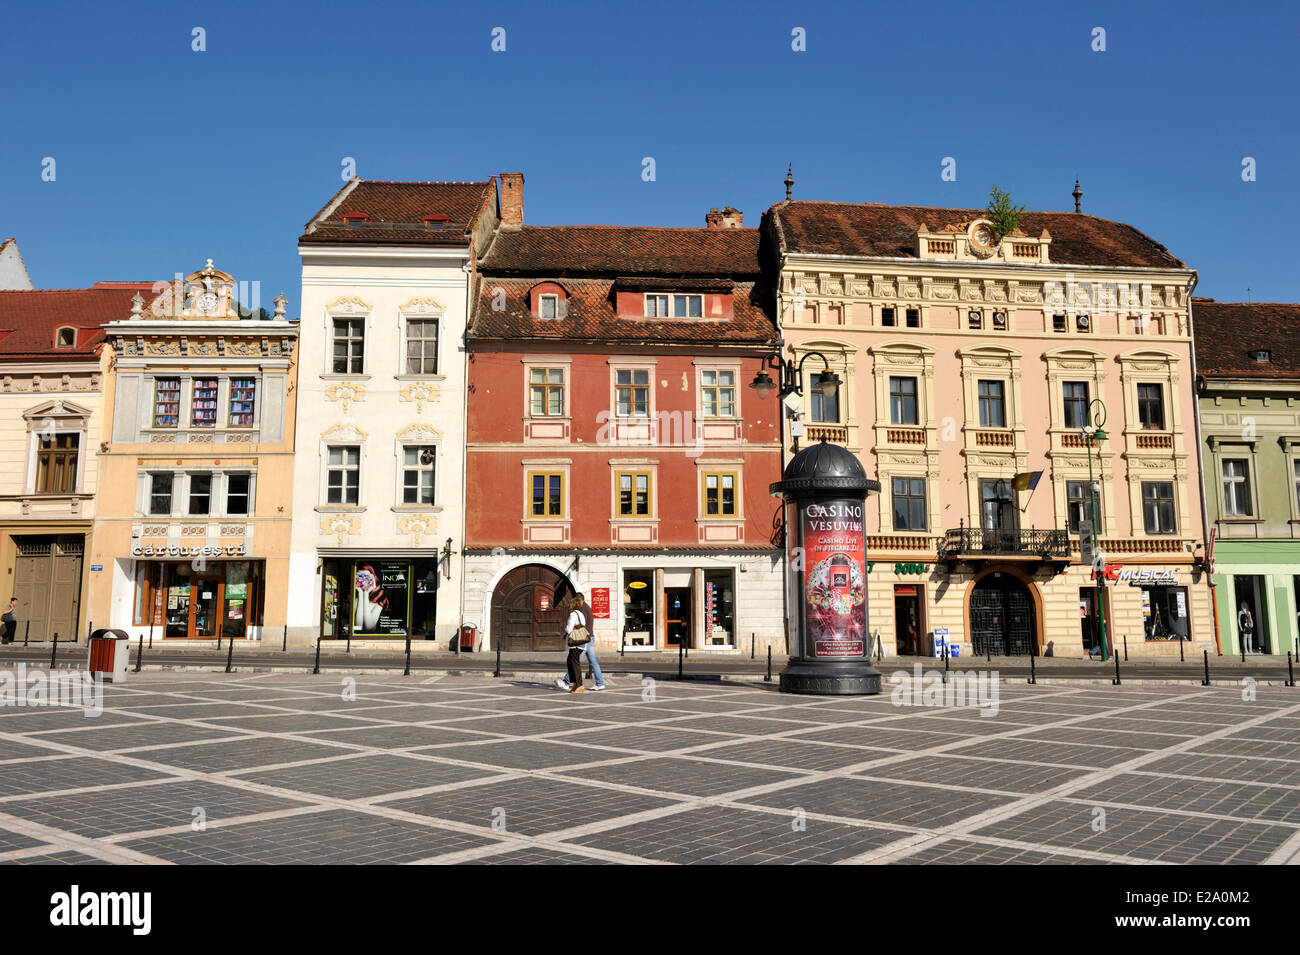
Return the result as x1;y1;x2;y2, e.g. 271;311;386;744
399;382;440;413
396;423;443;443
398;297;445;314
396;514;437;546
321;515;361;545
150;433;178;443
324;381;366;413
320;422;368;443
325;295;372;313
1016;286;1043;304
930;282;956;301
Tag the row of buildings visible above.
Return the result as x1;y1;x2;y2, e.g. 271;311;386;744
1;176;1296;659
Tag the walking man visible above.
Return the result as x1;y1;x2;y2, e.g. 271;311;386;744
2;597;17;644
555;591;606;691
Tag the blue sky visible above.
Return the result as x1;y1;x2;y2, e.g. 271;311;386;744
2;0;1296;308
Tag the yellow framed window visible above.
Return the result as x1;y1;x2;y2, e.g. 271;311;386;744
702;471;737;517
528;471;566;518
529;368;565;416
617;471;652;517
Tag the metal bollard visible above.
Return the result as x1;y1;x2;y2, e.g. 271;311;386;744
1202;649;1211;687
1180;636;1185;663
346;630;351;654
751;632;755;660
50;631;58;669
1123;633;1128;662
620;632;625;657
1241;639;1246;664
1028;650;1036;685
282;628;287;652
134;634;144;673
677;641;684;680
86;619;92;645
403;632;412;676
493;642;501;678
986;641;992;663
23;620;30;646
764;645;772;683
943;644;950;684
225;632;236;673
216;629;222;652
313;636;322;675
1288;652;1295;688
1112;647;1121;686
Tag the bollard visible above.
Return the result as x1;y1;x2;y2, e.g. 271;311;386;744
86;619;92;645
216;629;222;652
1202;649;1211;687
620;632;625;657
346;629;351;654
1288;652;1295;688
1112;646;1121;686
1028;649;1036;685
751;632;755;660
677;641;684;680
1122;633;1128;662
764;645;773;683
50;631;58;669
1241;638;1245;664
403;632;412;676
282;628;287;652
23;620;30;647
1180;636;1185;663
943;644;950;684
134;634;144;673
225;631;236;674
313;636;322;675
493;642;501;678
986;640;992;663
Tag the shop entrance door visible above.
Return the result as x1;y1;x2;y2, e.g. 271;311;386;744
894;586;922;655
1234;575;1267;654
969;573;1035;656
189;577;223;639
1079;587;1098;652
665;587;691;647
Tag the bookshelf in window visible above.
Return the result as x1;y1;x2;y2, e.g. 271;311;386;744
153;379;181;428
229;379;256;427
192;379;219;427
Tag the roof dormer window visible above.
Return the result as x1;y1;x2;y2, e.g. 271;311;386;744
539;294;560;319
54;326;76;348
645;293;702;319
1252;349;1271;363
423;214;450;229
340;212;369;228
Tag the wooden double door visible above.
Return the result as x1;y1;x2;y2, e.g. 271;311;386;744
13;535;83;642
491;564;572;651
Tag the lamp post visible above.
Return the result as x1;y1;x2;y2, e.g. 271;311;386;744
1082;399;1111;662
749;348;841;454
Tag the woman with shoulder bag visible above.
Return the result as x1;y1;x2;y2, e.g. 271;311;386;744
564;595;589;694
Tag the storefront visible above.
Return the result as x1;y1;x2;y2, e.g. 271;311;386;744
1212;541;1300;656
134;558;264;640
320;556;440;640
619;566;740;649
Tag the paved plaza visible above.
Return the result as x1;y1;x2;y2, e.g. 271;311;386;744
1;672;1298;864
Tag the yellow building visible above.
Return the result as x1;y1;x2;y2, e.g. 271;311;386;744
89;261;299;643
0;283;150;642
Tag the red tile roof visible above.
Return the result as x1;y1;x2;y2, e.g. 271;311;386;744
483;225;763;277
0;285;154;360
300;179;494;247
1193;300;1300;380
768;201;1185;269
472;225;775;345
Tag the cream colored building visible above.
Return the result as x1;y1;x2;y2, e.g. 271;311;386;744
764;195;1213;659
0;283;146;642
89;262;299;643
285;177;499;647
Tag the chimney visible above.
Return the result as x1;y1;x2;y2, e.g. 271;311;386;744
500;172;524;227
705;206;743;229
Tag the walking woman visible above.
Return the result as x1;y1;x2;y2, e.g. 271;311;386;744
564;595;590;694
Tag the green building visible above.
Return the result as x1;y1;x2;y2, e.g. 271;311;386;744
1195;299;1300;656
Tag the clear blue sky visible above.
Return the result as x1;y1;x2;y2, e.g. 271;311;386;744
2;0;1296;309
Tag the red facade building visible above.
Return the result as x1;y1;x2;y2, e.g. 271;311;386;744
462;181;786;654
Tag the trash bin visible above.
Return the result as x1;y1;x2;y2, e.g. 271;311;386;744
87;628;130;683
458;625;477;653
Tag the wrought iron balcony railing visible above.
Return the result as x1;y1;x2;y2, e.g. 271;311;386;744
939;527;1070;559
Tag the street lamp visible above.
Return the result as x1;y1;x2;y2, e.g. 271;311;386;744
749;349;841;452
1081;399;1111;661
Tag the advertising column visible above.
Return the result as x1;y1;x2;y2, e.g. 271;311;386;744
803;500;867;658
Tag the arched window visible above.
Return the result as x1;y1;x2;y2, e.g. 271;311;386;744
55;326;76;348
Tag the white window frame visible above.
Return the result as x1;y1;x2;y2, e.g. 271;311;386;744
643;293;702;318
400;313;440;376
397;443;438;508
323;444;363;507
327;312;369;377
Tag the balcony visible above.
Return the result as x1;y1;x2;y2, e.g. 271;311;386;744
939;526;1070;562
805;423;848;444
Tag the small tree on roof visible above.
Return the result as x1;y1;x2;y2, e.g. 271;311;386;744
986;186;1025;238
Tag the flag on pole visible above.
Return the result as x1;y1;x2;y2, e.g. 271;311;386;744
1012;470;1042;492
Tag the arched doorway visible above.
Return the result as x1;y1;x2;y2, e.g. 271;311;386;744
968;571;1037;656
490;564;573;651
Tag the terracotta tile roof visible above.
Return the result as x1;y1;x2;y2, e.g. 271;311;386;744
1193;300;1300;379
482;225;763;277
768;201;1185;269
472;225;775;344
0;285;154;360
470;276;777;345
300;179;494;247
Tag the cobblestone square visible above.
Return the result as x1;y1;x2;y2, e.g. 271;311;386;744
1;673;1298;865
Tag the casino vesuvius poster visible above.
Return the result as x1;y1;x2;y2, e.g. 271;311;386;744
801;500;867;657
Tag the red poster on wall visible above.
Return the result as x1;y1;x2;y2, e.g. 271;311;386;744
590;588;610;619
802;499;867;658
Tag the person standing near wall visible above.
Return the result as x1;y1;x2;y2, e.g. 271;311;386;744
1;597;17;644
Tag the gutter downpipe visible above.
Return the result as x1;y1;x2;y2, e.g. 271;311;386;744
1186;274;1222;656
